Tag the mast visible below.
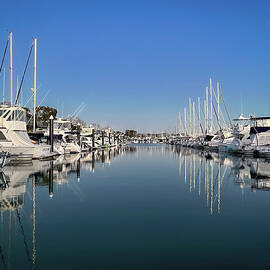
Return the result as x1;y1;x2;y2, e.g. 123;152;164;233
210;78;213;133
33;38;37;132
206;87;208;133
198;97;200;135
193;101;195;136
9;32;13;106
189;98;192;136
217;81;220;131
184;107;187;136
204;100;206;134
178;112;181;134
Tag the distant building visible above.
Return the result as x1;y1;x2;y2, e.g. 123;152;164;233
125;130;137;137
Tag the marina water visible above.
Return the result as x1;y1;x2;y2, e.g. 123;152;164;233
1;144;270;269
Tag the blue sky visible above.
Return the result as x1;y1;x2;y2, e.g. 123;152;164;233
1;0;270;132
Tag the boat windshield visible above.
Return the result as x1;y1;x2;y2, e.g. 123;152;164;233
0;110;6;117
0;131;7;141
54;121;71;130
6;109;27;122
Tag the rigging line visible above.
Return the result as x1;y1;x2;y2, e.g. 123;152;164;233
16;209;31;262
212;85;228;130
179;113;185;134
26;90;50;127
220;85;233;128
74;102;86;118
0;38;9;73
13;86;45;124
75;103;86;118
194;103;205;134
71;102;85;118
207;88;222;133
15;44;33;105
23;92;35;108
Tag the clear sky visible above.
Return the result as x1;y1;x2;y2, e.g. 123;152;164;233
1;0;270;132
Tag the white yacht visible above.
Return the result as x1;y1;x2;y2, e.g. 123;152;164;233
45;118;81;154
0;105;54;159
251;130;270;158
62;134;81;153
222;123;252;155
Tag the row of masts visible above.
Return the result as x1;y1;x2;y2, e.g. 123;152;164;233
177;78;231;136
1;32;37;132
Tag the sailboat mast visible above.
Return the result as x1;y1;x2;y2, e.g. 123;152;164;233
9;32;13;106
33;38;37;132
206;87;208;133
184;107;187;136
198;97;200;135
204;100;206;134
210;78;213;133
178;112;181;134
217;81;220;130
189;98;192;136
193;101;195;136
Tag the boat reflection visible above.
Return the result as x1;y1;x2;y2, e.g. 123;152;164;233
1;144;270;268
0;146;125;269
173;145;270;215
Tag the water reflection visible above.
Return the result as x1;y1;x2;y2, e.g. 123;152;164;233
0;147;125;269
2;144;270;269
173;145;270;215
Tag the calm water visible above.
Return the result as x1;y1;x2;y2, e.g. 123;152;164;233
1;144;270;269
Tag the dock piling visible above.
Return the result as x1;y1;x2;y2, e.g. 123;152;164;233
49;115;54;153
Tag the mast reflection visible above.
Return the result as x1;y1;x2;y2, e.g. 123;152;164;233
174;146;227;215
173;144;270;215
0;146;125;269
